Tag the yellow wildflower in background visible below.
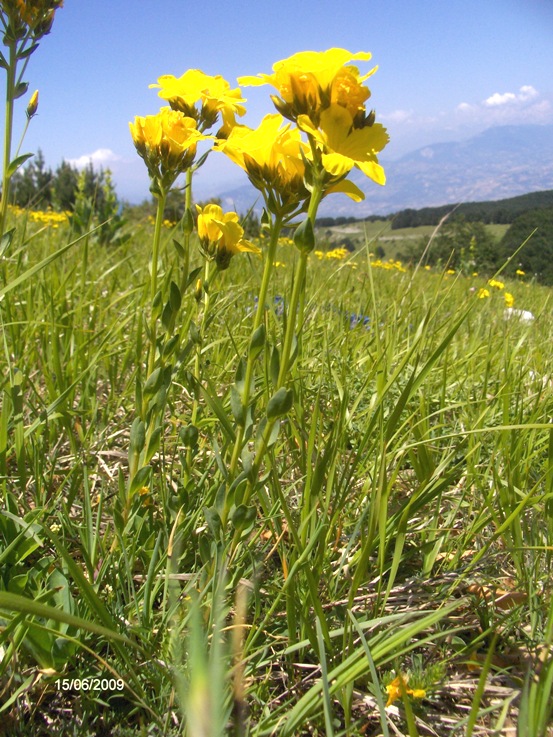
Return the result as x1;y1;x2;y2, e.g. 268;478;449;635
477;288;490;299
385;674;426;708
196;204;261;270
150;70;246;134
326;247;349;259
129;108;209;193
504;292;515;307
9;204;67;227
487;278;504;290
239;48;376;123
516;269;525;276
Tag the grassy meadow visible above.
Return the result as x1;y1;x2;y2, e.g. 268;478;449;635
1;206;553;736
0;18;552;736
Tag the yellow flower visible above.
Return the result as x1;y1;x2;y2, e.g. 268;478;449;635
298;104;388;185
516;269;525;276
326;247;349;259
385;674;426;708
504;292;515;307
477;288;490;299
196;204;261;270
215;113;309;215
446;268;455;275
487;278;504;290
129;108;209;192
150;70;246;133
239;48;376;121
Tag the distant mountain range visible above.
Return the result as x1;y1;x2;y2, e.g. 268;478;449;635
217;124;553;218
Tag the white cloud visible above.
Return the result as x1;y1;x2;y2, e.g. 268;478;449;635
68;148;122;169
519;85;539;101
483;85;539;107
381;109;413;124
484;91;517;107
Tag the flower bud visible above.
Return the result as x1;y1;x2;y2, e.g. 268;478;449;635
26;90;39;119
293;217;315;254
194;278;203;302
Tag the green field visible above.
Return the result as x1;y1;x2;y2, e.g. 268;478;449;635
319;220;511;259
1;208;552;736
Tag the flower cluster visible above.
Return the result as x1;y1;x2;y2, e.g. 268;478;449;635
477;283;515;307
130;50;388;264
196;203;260;270
9;204;68;227
385;674;426;708
1;0;63;39
239;48;389;192
130;70;248;197
215;113;310;217
129;107;210;196
150;69;246;135
240;49;376;126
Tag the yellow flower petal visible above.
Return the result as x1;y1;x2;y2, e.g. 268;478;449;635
301;105;388;185
215;114;309;208
324;179;365;202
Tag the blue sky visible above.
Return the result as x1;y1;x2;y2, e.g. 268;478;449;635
8;0;553;203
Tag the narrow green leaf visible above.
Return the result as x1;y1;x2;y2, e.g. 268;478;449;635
230;504;256;532
270;346;280;388
143;367;162;395
267;387;294;420
0;228;14;257
6;153;33;178
249;324;265;359
230;384;245;426
13;81;29;100
129;465;152;496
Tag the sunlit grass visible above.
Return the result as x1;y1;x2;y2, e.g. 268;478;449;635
0;211;552;735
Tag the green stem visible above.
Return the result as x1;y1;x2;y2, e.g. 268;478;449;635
228;214;283;477
147;190;167;375
277;184;323;386
229;185;324;550
0;38;17;238
180;168;193;295
186;258;216;475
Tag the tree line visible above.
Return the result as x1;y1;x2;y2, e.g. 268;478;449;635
390;190;553;229
8;148;119;215
395;209;553;286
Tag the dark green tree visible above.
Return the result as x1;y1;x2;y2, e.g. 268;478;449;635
53;159;79;210
499;208;553;285
10;148;53;208
415;216;498;272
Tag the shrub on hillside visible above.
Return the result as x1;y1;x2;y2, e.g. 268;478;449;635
500;208;553;285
